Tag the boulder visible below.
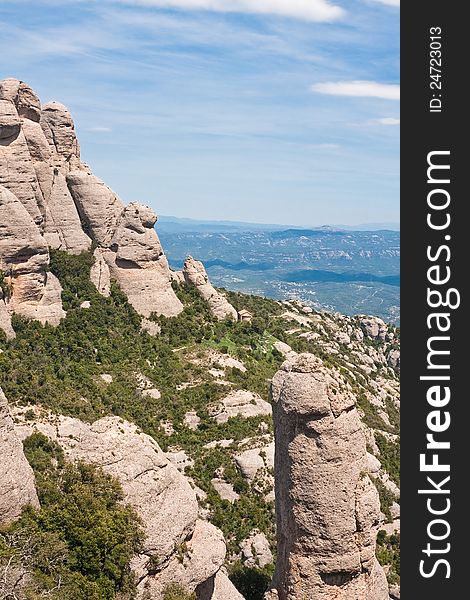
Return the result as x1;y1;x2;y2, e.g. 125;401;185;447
197;568;245;600
358;315;388;342
235;442;274;481
66;170;123;246
240;530;273;568
40;101;81;163
209;390;272;424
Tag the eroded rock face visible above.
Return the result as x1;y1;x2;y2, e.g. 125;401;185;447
269;353;389;600
0;288;15;340
358;316;388;342
106;203;183;317
0;79;90;252
1;77;183;320
15;414;229;599
183;256;237;321
0;185;65;326
0;388;39;524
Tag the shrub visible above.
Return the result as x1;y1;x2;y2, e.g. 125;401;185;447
0;433;144;600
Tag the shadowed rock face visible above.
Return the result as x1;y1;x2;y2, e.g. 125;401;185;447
0;388;39;524
269;353;389;600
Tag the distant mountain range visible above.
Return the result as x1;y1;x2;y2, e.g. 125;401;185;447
158;215;400;233
156;221;400;323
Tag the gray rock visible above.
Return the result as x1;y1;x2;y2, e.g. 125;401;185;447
41;101;80;162
197;568;245;600
0;78;41;122
270;353;389;600
0;289;15;340
240;530;273;568
67;170;123;246
0;388;39;524
90;248;111;297
184;410;201;431
183;256;237;321
235;442;274;481
211;478;240;503
0;98;21;140
387;348;400;370
105;204;183;317
0;185;65;325
358;315;388;342
18;413;228;597
138;519;226;598
141;318;161;336
209;390;272;424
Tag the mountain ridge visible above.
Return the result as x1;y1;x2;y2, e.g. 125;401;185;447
0;78;399;600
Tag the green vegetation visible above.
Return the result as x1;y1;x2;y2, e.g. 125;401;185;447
356;393;393;433
376;530;400;585
0;433;143;600
373;476;396;523
375;433;400;485
228;561;274;600
0;250;400;598
0;269;11;299
385;396;400;432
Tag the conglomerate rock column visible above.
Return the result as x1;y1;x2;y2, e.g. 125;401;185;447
269;353;389;600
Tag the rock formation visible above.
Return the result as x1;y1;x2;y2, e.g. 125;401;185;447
0;77;183;330
269;353;389;600
0;185;65;326
0;388;39;524
14;413;240;599
183;256;237;320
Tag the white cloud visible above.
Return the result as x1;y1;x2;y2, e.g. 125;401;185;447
370;0;399;6
376;117;399;125
115;0;344;22
311;80;400;100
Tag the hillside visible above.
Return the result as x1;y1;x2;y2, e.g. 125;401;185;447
0;79;400;600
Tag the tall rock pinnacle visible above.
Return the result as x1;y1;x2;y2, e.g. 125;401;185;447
183;256;237;320
269;353;389;600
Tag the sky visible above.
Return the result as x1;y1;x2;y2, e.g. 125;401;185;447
0;0;399;227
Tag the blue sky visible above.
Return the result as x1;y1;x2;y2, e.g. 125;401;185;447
0;0;399;227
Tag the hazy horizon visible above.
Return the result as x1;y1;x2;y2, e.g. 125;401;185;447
158;214;400;231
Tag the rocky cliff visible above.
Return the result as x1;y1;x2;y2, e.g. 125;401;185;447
269;353;389;600
12;413;242;599
0;78;187;335
0;78;399;600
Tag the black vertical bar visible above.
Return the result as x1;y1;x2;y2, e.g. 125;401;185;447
401;3;467;598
